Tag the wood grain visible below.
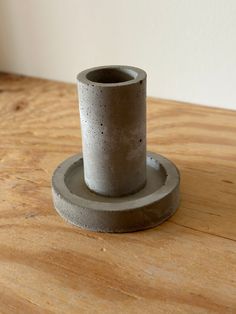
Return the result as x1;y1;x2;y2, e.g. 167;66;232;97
0;73;235;314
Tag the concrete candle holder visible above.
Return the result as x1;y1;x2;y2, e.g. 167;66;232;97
52;65;180;232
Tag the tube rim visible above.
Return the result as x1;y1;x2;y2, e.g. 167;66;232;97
77;65;146;87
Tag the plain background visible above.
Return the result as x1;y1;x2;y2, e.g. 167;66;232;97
0;0;235;110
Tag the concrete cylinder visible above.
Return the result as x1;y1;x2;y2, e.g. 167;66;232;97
77;65;147;197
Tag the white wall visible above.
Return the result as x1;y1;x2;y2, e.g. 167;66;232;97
0;0;236;110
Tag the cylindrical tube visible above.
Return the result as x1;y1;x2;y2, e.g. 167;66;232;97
77;65;147;197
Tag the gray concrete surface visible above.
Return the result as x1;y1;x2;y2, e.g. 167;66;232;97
77;66;147;196
52;65;180;232
52;152;180;233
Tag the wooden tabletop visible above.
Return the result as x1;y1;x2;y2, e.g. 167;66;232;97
0;73;235;314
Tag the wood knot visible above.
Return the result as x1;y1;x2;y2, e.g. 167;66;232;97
13;100;28;112
222;179;233;184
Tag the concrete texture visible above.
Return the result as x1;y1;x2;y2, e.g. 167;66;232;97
77;66;147;197
52;65;180;233
52;152;180;233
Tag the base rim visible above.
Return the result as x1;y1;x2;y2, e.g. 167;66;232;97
51;152;180;233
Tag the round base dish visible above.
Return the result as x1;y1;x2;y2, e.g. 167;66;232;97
51;152;180;233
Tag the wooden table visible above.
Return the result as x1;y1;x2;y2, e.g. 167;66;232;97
0;73;235;314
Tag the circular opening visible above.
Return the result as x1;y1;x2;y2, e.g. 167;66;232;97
86;68;137;84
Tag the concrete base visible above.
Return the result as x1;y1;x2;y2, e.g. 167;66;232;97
52;152;180;233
